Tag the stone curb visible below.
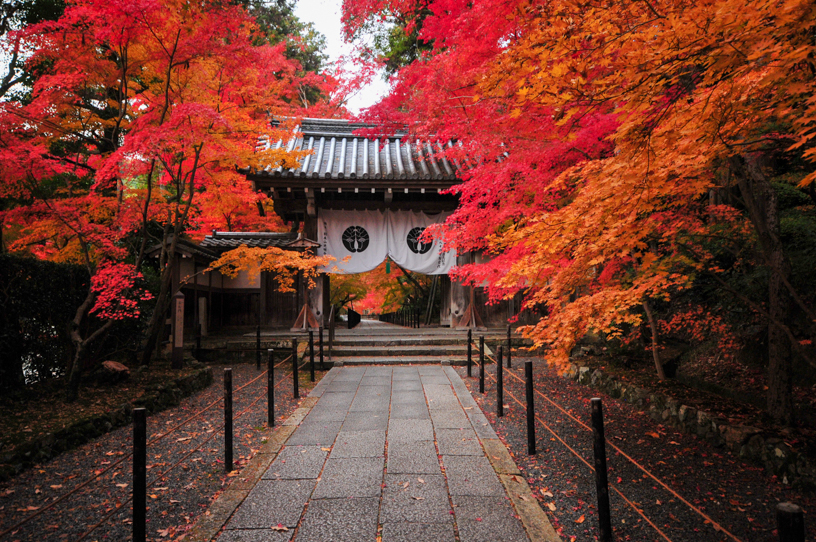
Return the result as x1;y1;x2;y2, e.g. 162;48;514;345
444;366;561;542
563;362;816;488
483;438;562;542
182;396;320;542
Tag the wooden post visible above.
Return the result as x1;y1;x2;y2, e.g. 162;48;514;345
319;326;325;370
224;369;233;472
526;361;535;455
133;408;146;542
292;338;299;399
267;349;274;427
777;502;805;542
497;345;504;417
479;335;485;394
467;329;472;377
591;398;612;542
507;325;512;368
171;291;184;369
309;330;315;382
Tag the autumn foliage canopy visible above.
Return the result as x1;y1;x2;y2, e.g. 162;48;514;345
346;0;816;419
0;0;342;395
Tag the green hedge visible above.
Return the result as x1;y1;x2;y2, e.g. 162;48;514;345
0;254;90;389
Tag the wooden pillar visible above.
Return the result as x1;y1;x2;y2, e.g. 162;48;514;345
171;291;184;369
207;268;213;334
260;270;267;327
193;262;199;332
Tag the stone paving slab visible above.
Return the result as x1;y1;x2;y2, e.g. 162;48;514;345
442;455;507;496
297;498;379;541
218;529;293;542
386;440;441;474
307;367;338;398
389;402;430;419
342;411;389;432
453;495;530;542
284;420;343;446
387;419;434;442
380;474;453;523
303;403;348;422
262;446;327;480
213;363;560;542
390;380;423;391
436;428;482;456
227;479;315;528
430;408;471;429
332;430;386;458
360;376;392;386
312;456;385;498
349;395;391;412
318;379;359;393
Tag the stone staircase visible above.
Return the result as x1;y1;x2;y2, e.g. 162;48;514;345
328;321;513;366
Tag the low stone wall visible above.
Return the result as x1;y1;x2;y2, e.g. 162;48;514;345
0;367;213;482
563;363;816;489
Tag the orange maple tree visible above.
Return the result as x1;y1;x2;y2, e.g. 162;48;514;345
347;0;816;423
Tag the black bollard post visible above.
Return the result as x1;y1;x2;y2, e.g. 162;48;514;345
309;330;315;382
497;346;504;417
479;335;485;394
319;326;325;370
591;398;612;542
467;329;472;377
777;502;805;542
224;368;233;472
292;338;299;399
133;408;146;542
525;361;535;455
507;325;512;368
267;349;274;427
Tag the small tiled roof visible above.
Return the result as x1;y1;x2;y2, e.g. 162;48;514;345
251;118;471;181
145;236;219;261
200;231;309;250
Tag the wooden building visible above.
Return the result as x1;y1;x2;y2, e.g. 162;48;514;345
242;118;530;329
159;117;535;334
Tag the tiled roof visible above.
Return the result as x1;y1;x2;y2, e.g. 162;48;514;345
145;236;220;261
251;118;470;181
200;232;304;250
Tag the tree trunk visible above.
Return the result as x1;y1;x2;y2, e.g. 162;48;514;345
642;299;666;380
65;288;94;401
65;288;113;401
140;254;175;366
731;155;794;425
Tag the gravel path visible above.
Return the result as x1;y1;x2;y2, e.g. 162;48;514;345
0;362;324;542
455;357;815;542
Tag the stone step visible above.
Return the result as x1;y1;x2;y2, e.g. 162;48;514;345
330;355;470;366
329;336;526;347
330;345;468;357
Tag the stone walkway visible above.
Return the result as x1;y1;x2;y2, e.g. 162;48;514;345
214;365;553;542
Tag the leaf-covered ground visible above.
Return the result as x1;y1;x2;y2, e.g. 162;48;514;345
573;352;816;451
455;358;815;542
0;365;199;455
0;362;325;542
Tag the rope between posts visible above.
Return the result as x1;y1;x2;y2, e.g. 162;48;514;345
495;374;673;542
475;344;743;542
0;362;289;539
73;381;272;542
